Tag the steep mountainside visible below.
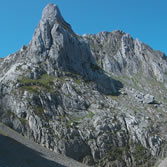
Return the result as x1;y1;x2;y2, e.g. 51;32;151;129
0;3;167;167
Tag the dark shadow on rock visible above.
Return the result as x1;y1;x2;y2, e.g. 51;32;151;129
89;64;124;96
86;42;124;96
54;30;123;96
0;134;66;167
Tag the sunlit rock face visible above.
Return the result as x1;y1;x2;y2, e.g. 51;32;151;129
0;3;167;167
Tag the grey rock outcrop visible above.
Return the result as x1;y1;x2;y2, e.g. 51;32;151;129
84;31;167;82
143;94;155;104
0;3;167;167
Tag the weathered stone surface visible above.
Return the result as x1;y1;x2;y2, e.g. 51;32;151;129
143;94;155;104
84;30;167;82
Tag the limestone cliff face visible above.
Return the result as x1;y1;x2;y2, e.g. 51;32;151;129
84;31;167;82
0;3;167;167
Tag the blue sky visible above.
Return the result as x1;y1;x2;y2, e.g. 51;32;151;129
0;0;166;57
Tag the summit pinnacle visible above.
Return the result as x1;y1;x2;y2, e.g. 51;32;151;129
42;4;64;25
41;4;71;29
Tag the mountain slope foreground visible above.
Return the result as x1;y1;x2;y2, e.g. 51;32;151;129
0;122;87;167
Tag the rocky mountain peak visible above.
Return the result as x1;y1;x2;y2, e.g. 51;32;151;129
41;4;64;25
29;3;75;56
40;3;72;32
1;3;167;167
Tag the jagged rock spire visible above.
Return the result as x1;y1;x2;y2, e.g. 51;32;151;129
30;4;73;53
41;4;64;26
41;3;72;31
